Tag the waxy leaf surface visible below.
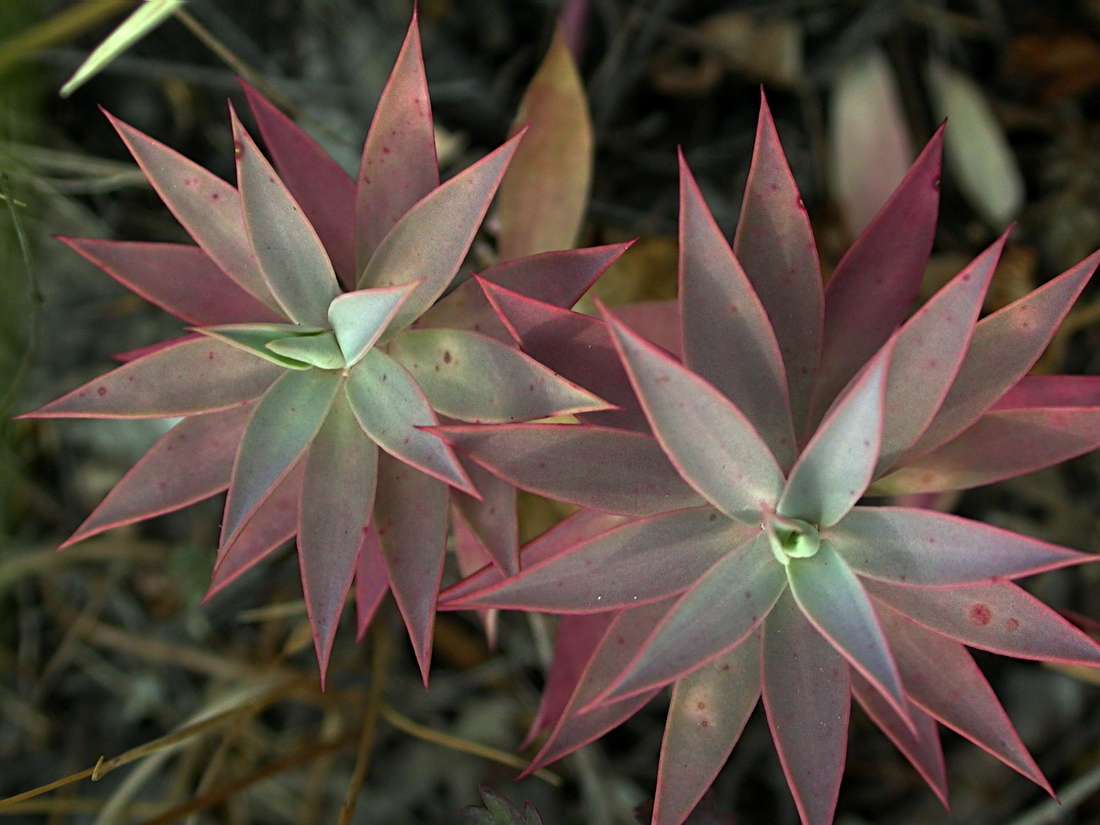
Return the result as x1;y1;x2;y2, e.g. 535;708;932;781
222;369;341;545
830;507;1091;586
299;392;378;680
679;154;795;467
391;328;608;423
605;309;784;522
433;424;702;516
733;93;823;436
356;11;439;268
28;337;282;419
762;590;850;825
232;109;341;327
345;348;473;493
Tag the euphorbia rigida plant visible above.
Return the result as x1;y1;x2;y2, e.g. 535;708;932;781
434;93;1100;825
20;12;617;682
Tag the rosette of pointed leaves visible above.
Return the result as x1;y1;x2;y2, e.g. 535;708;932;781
22;13;614;682
434;94;1100;825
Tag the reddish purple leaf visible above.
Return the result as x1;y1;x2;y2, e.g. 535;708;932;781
733;92;823;437
355;523;390;639
241;81;357;289
613;300;681;359
445;508;750;614
452;458;519;575
850;670;948;808
440;508;630;605
994;374;1100;410
356;10;439;269
63;405;251;547
878;605;1052;793
432;424;702;517
679;152;795;467
25;337;282;419
375;454;448;683
809;126;943;432
877;233;1004;473
867;580;1100;666
298;393;379;682
830;506;1093;586
597;534;784;705
58;238;283;326
480;281;648;432
107;112;277;310
206;462;302;598
654;631;761;825
762;590;850;825
902;250;1100;464
451;508;499;644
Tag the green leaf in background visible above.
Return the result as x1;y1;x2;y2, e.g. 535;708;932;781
60;0;186;98
460;787;544;825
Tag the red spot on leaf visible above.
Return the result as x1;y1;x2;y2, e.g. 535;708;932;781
969;604;992;626
443;350;452;364
97;387;108;396
1005;617;1020;632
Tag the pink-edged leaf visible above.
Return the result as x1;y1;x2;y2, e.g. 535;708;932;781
810;126;942;431
526;599;674;774
356;10;439;269
446;508;751;614
613;300;681;359
850;670;948;808
762;589;850;825
597;533;785;705
230;107;340;328
866;579;1100;667
604;308;784;522
680;152;796;468
994;374;1100;409
778;343;891;527
829;506;1092;586
787;543;908;721
111;335;197;364
328;282;418;369
419;244;629;340
525;612;616;748
441;508;630;605
241;81;357;288
25;337;282;419
483;242;629;308
733;92;823;436
432;424;700;517
345;348;475;494
206;462;302;599
496;25;592;261
451;505;499;643
878;604;1052;793
654;631;761;825
221;369;341;545
358;136;521;332
374;454;448;683
390;328;609;422
452;457;518;574
877;233;1005;473
903;251;1100;463
298;392;379;682
355;523;390;639
480;281;647;432
874;404;1100;496
63;405;251;547
58;238;283;326
106;112;277;310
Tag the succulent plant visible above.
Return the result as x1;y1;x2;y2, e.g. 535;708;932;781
434;94;1100;824
21;13;616;682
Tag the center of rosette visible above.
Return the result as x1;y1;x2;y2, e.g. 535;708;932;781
765;513;821;565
